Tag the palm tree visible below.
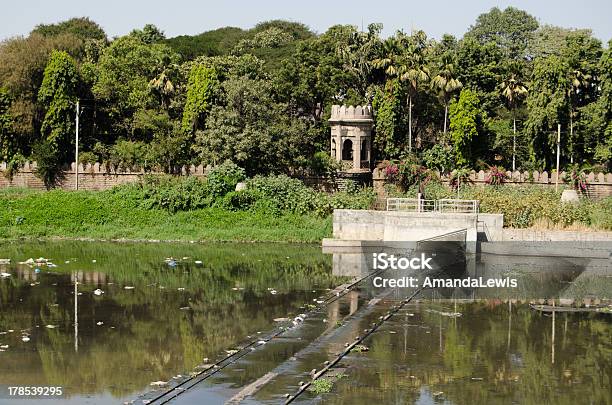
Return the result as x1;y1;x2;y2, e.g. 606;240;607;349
149;72;175;109
338;23;383;99
500;72;528;171
567;68;591;163
431;55;462;136
371;34;404;80
399;31;430;152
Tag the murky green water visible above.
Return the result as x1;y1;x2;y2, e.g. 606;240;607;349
0;241;610;405
322;300;612;405
0;241;344;404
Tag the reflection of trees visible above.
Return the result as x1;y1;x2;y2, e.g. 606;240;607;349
0;241;345;398
332;301;611;404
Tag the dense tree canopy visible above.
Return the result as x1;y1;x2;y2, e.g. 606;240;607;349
0;8;610;178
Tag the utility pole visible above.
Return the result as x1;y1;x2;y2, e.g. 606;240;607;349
555;123;560;192
512;118;516;171
75;100;79;190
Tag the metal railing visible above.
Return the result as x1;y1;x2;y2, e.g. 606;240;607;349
386;198;479;214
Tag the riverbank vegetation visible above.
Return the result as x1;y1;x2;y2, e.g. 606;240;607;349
1;7;611;189
0;162;376;242
1;169;610;242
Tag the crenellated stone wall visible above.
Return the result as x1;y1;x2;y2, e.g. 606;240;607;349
0;162;208;191
373;168;612;199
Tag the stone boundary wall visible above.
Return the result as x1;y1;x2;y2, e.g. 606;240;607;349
0;162;208;191
373;168;612;199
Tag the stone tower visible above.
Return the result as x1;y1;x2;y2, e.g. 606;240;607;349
329;105;374;172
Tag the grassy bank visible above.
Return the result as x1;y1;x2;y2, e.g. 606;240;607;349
0;188;332;242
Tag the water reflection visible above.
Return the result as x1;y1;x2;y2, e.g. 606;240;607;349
325;300;612;405
0;241;344;404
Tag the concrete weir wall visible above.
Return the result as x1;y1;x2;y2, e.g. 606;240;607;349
330;210;495;250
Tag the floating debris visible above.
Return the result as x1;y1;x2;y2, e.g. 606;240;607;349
21;336;30;342
352;344;369;352
179;306;191;310
0;345;8;349
149;381;167;387
177;287;185;291
0;273;11;278
94;289;104;296
194;260;203;265
426;309;462;317
45;325;58;329
225;349;239;355
0;259;10;265
124;286;135;290
34;268;41;273
92;260;97;263
274;318;290;322
96;322;104;326
270;289;277;295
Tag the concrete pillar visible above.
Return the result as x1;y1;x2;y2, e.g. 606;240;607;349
353;134;360;170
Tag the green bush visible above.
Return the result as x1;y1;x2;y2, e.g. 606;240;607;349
3;153;26;181
206;160;246;198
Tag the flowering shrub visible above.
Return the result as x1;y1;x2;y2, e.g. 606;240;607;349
485;166;508;186
563;166;589;194
383;160;436;191
384;162;399;180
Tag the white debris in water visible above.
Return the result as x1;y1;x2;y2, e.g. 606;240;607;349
0;273;11;278
45;325;58;329
194;260;203;265
270;290;277;295
177;287;185;291
149;381;167;387
96;322;104;326
8;330;14;333
0;345;9;349
21;336;30;342
225;349;238;355
273;318;289;322
92;260;97;263
179;307;190;310
257;340;266;345
94;289;104;296
0;259;10;265
124;286;135;290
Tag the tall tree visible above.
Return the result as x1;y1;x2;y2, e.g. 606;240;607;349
466;6;538;60
500;67;528;170
431;54;462;136
37;50;79;155
524;55;570;169
449;89;484;166
181;64;219;133
399;30;430;152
